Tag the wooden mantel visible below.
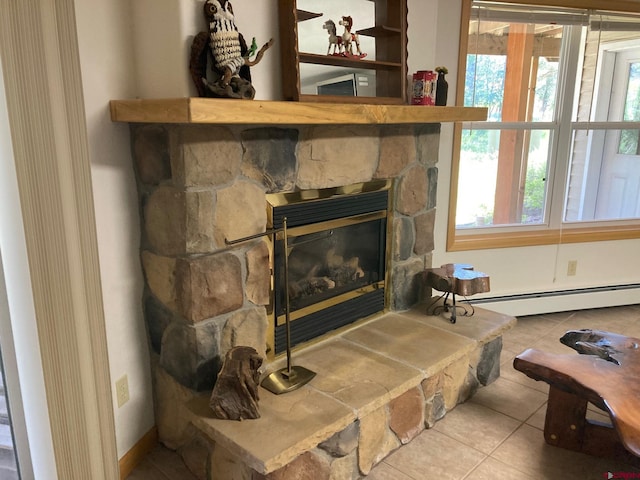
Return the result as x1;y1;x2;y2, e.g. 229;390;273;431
109;98;487;125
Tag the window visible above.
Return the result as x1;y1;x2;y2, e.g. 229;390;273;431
449;1;640;250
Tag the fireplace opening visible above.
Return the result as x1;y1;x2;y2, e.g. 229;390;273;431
267;180;391;355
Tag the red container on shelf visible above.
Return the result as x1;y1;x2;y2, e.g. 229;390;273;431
411;70;437;105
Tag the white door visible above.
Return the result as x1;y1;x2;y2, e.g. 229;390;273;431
595;48;640;219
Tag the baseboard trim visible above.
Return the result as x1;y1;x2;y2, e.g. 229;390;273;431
119;426;158;480
470;284;640;317
472;283;640;304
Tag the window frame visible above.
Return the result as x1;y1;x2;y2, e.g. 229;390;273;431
448;0;640;252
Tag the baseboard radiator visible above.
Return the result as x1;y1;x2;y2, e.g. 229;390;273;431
468;283;640;317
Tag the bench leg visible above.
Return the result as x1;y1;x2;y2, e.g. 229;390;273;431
544;386;588;450
544;386;640;466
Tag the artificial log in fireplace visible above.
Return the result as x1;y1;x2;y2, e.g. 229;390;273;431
268;180;391;354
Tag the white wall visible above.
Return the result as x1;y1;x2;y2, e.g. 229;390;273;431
132;0;281;100
73;0;155;458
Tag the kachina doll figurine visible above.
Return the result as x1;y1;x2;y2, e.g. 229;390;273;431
189;0;274;99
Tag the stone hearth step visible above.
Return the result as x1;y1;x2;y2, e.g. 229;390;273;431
178;304;515;479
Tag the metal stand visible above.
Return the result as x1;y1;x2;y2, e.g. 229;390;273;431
259;218;316;394
425;291;475;324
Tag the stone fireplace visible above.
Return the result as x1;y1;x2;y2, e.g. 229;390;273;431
133;122;440;391
111;98;508;479
122;106;515;479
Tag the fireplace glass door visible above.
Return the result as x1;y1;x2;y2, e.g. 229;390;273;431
268;181;390;354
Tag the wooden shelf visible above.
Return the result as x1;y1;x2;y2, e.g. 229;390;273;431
279;0;408;103
298;52;401;70
296;9;322;22
357;26;402;37
109;98;487;125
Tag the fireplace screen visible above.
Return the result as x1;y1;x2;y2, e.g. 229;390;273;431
284;219;385;310
268;181;391;354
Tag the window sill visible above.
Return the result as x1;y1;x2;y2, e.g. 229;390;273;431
447;223;640;251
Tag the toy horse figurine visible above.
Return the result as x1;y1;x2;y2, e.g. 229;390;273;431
323;19;342;55
339;16;364;57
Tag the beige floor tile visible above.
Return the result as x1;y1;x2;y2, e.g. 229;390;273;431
382;429;485;480
499;346;520;366
525;403;547;430
463;456;537;480
469;377;548;422
145;446;198;479
491;423;638;480
499;359;550;394
503;316;558;344
535;311;577;323
125;460;168;480
546;308;639;337
500;330;534;354
527;333;578;355
433;402;520;455
617;321;640;339
366;461;414;479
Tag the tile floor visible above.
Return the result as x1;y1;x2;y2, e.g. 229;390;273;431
127;304;640;480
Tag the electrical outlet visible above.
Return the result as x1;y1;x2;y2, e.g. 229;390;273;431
567;260;578;276
116;375;130;408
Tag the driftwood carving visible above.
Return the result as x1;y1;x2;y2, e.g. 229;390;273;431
210;346;263;421
559;328;632;365
514;329;640;463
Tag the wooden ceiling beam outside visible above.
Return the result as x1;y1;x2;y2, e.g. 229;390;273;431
478;0;640;14
494;23;536;225
469;33;562;57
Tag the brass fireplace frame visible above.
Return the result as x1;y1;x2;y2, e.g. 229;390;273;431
265;179;394;360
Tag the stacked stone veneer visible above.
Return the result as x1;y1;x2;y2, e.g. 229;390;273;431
132;122;441;392
130;122;515;480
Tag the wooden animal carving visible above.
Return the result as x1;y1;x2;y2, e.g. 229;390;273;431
323;19;342;55
189;0;274;99
209;346;263;420
339;16;362;57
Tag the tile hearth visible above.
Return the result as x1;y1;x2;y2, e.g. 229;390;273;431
176;303;515;478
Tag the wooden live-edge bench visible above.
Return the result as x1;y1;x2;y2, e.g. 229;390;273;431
514;329;640;466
